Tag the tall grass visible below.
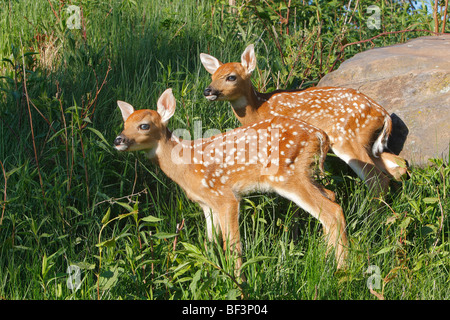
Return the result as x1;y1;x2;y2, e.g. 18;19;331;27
0;0;449;300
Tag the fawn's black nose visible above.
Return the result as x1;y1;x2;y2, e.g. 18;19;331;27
114;136;123;146
203;87;212;96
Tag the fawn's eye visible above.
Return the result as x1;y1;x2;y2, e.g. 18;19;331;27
139;124;150;130
226;75;237;81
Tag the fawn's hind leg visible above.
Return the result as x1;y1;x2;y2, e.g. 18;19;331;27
371;152;409;181
332;142;390;196
275;181;348;268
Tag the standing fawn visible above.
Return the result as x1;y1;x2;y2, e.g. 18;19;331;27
114;89;348;276
200;44;408;196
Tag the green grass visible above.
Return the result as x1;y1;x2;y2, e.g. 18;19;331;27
0;0;449;300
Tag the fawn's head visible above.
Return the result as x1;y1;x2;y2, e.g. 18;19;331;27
114;89;176;153
201;44;256;102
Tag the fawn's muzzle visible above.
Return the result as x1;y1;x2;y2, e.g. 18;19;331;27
114;136;124;145
203;87;220;101
114;135;129;151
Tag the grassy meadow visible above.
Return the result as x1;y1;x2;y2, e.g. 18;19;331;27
0;0;449;301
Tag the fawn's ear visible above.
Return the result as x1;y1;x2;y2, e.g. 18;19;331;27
200;53;223;75
157;88;176;125
240;44;256;75
117;101;135;122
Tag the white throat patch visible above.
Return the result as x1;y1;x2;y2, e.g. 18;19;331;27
231;96;248;109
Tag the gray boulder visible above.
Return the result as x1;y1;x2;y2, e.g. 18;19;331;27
318;35;450;166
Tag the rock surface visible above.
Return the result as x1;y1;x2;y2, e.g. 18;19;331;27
318;35;450;165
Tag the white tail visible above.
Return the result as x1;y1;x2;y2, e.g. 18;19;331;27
372;116;391;157
200;44;409;195
114;89;348;275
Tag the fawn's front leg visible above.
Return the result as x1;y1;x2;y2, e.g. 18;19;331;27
216;200;245;280
201;204;221;243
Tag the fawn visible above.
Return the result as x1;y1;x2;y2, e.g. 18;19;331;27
114;88;348;275
200;44;408;196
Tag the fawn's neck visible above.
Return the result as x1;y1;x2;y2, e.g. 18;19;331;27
150;130;192;187
229;85;267;126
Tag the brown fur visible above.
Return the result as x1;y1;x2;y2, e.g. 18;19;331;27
114;89;349;277
201;45;409;195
